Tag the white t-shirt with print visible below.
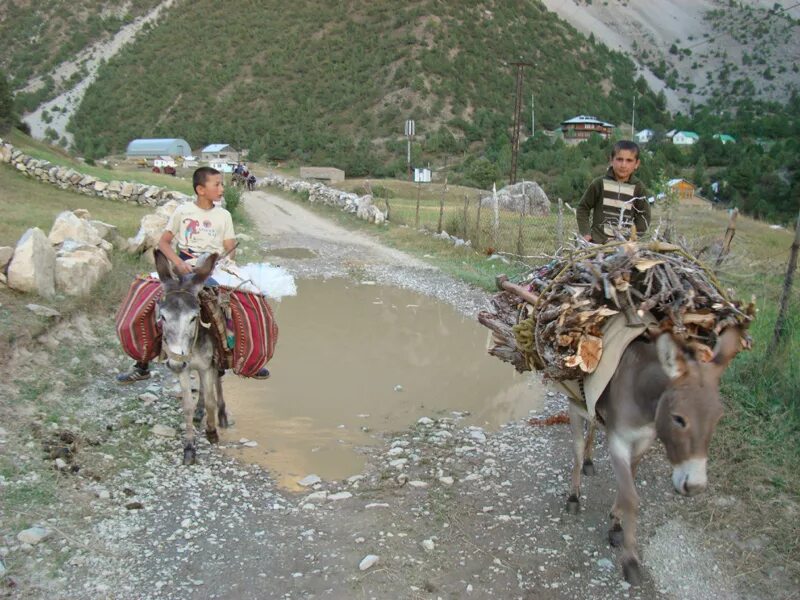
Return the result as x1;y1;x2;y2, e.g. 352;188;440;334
166;201;235;255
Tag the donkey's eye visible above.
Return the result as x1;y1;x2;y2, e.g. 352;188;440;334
190;315;197;322
672;414;687;428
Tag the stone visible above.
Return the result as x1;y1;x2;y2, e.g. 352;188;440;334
328;492;352;501
481;181;550;216
304;491;328;503
138;392;158;404
408;480;429;489
17;527;51;545
48;211;103;246
297;474;322;487
55;246;112;296
438;476;454;486
26;304;60;317
54;458;68;470
358;555;379;571
152;424;176;438
72;209;91;220
421;539;435;552
7;228;56;297
93;181;109;192
0;246;13;269
127;212;170;254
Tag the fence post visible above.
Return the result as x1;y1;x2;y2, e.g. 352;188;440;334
516;189;526;257
415;182;421;229
715;208;738;268
769;208;800;355
557;198;564;250
475;192;482;251
463;194;469;240
493;182;499;248
437;176;447;234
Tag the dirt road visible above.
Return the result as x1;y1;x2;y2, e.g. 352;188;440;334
3;190;786;599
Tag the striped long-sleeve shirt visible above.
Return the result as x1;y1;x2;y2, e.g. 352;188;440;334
576;167;650;243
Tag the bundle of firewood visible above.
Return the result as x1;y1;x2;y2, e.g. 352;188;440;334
478;240;754;381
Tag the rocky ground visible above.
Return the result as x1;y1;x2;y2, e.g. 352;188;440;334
0;190;795;599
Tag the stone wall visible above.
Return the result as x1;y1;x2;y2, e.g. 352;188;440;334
0;138;191;207
259;174;385;225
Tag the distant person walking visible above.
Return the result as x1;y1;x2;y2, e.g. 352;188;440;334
576;140;650;243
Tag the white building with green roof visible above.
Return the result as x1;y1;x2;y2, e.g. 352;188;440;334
673;131;700;145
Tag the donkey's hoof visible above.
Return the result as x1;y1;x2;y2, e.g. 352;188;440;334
183;446;197;465
608;523;624;548
206;429;219;444
622;558;643;586
218;411;229;429
582;459;596;476
566;495;580;515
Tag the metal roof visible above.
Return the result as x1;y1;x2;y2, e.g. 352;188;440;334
561;115;615;128
126;138;190;152
676;131;700;138
202;144;232;153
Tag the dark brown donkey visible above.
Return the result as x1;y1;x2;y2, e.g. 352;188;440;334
566;327;743;585
154;250;228;465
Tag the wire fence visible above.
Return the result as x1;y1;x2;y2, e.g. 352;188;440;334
379;181;579;264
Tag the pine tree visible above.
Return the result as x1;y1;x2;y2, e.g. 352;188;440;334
0;70;15;134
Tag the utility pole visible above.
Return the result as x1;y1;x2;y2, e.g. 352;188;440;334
509;60;532;185
405;119;415;182
531;93;535;138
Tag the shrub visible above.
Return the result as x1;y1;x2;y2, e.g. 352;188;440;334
223;186;241;215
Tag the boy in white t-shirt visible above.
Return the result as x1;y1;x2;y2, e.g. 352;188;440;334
117;167;270;383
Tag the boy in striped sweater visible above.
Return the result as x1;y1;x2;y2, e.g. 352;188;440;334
576;140;650;244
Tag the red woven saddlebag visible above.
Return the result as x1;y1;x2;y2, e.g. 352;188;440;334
226;289;278;377
115;276;163;363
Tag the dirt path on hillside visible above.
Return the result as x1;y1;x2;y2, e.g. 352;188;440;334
3;190;792;599
22;0;177;145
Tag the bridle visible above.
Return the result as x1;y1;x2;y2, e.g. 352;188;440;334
157;289;212;363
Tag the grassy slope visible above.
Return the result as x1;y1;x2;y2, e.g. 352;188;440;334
68;0;665;160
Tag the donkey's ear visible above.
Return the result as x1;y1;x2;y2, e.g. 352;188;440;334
154;250;175;283
656;332;688;381
191;253;219;286
711;327;743;372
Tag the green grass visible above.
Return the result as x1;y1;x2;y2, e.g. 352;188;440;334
0;164;152;246
6;130;195;195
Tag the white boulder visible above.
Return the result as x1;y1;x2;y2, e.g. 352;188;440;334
49;211;103;246
7;228;56;297
55;245;112;296
0;246;13;269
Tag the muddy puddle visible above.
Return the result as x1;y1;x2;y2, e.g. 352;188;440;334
221;278;545;490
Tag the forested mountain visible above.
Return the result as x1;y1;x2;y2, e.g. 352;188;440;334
66;0;668;164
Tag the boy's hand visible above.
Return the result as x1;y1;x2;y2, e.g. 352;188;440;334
583;234;593;242
176;260;193;275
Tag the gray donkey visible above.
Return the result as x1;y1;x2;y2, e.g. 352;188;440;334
154;250;228;465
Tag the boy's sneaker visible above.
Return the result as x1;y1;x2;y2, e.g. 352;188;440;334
253;367;270;380
116;365;151;384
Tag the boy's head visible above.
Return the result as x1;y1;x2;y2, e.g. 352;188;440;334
193;167;223;202
610;140;641;182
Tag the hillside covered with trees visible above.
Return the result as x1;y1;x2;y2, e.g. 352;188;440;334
67;0;668;164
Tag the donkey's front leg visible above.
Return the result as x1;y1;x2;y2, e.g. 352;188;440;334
566;402;586;514
608;433;642;585
179;369;199;465
200;368;219;444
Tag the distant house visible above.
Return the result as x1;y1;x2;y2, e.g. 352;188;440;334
672;131;700;145
667;178;696;200
299;166;345;183
201;144;238;162
153;155;176;168
414;167;432;183
634;129;654;144
126;138;191;158
560;115;615;145
209;161;234;173
713;134;736;145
